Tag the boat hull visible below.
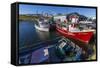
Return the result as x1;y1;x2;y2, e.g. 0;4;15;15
35;24;49;32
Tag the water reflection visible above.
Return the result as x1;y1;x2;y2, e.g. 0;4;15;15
36;29;50;41
19;21;59;48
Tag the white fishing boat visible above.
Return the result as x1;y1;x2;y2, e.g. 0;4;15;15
35;18;50;31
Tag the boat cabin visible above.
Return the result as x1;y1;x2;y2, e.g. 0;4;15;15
69;14;79;23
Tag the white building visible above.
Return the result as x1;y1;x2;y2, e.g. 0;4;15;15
54;15;67;22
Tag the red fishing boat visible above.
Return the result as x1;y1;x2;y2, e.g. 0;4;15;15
56;24;94;44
